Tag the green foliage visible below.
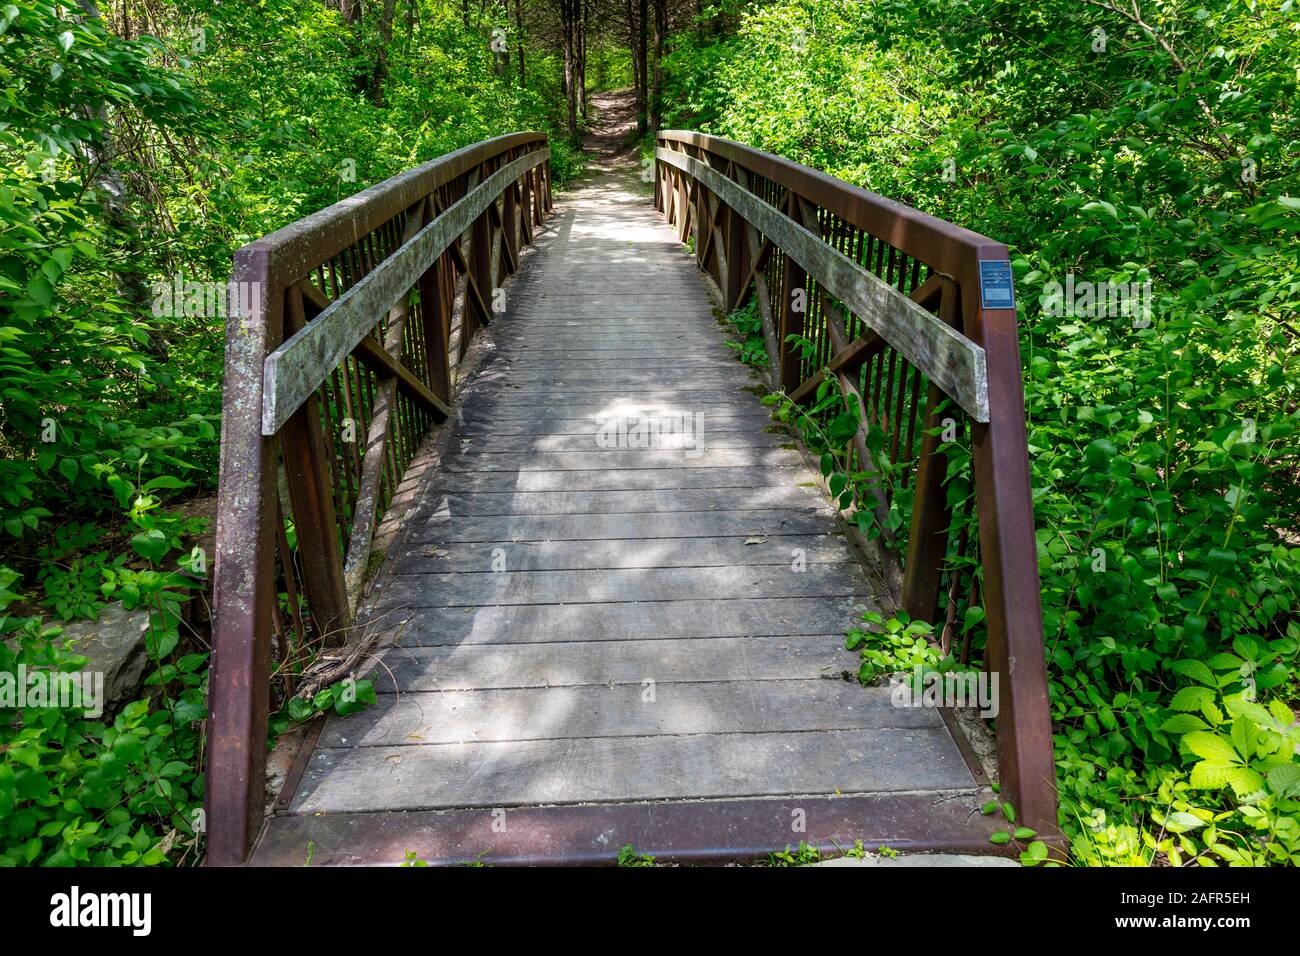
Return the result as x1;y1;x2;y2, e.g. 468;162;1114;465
687;0;1300;865
615;843;656;867
767;841;821;866
270;677;378;738
721;296;769;368
0;500;207;865
846;610;942;684
1;0;562;867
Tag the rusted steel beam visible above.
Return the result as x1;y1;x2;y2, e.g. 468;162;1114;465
342;201;427;611
463;163;492;343
279;286;350;647
502;177;519;269
776;201;808;395
721;165;748;312
446;232;493;337
961;279;1058;843
420;252;452;406
901;278;961;628
787;332;885;405
351;336;450;419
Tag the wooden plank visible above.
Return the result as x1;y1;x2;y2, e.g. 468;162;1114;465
456;396;774;416
420;465;812;493
457;413;776;436
448;433;782;455
389;534;852;573
252;791;999;866
375;596;872;647
370;633;852;690
408;485;829;518
261;148;550;434
655;147;989;421
436;448;805;472
318;682;941;747
371;564;870;608
287;728;976;813
404;509;836;544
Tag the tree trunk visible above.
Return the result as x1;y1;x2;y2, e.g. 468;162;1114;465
562;0;579;145
73;0;163;361
636;0;648;136
372;0;399;105
577;0;588;118
515;0;526;86
652;0;665;130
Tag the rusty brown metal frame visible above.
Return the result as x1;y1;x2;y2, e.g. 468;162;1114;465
207;132;552;866
656;130;1057;842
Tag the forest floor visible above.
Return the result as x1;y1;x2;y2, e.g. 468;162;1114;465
582;87;640;168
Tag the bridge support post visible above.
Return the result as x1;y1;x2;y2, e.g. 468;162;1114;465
960;266;1059;844
503;178;519;267
468;207;492;336
280;288;350;646
206;250;281;866
901;279;959;626
776;205;807;394
722;197;747;312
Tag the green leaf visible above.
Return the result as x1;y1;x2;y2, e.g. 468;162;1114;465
1160;713;1208;733
57;457;78;483
130;529;169;563
1020;841;1049;865
1171;660;1216;688
1182;732;1239;764
1162;812;1206;833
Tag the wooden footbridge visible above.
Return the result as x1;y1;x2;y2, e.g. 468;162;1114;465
206;132;1056;866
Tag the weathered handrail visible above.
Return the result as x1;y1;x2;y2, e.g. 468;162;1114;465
206;132;553;865
656;131;1056;841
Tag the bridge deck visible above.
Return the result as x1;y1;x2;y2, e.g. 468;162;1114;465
251;166;992;865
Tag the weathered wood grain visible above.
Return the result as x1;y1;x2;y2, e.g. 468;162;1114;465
372;564;871;608
408;485;827;517
655;147;989;421
404;509;837;544
318;682;939;747
371;595;873;647
421;465;811;493
288;728;975;812
368;633;852;690
388;533;852;573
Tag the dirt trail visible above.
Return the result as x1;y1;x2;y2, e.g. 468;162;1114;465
581;88;640;169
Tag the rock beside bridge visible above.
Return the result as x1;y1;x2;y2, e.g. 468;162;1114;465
55;603;152;717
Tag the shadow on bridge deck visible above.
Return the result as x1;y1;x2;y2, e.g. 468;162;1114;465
249;164;996;866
